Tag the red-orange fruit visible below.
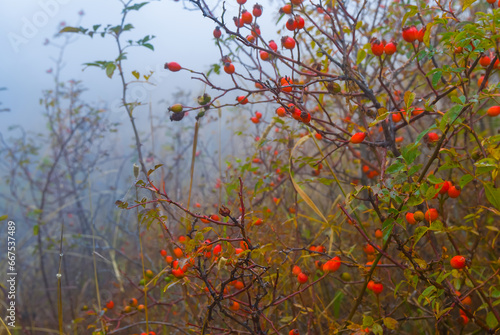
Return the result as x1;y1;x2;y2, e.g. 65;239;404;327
424;208;439;222
450;255;466;269
487;106;500;117
297;272;308;284
448;185;461;198
402;26;418;43
350;132;366;144
406;212;416;225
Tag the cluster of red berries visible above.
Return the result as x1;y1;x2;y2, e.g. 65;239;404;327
402;25;426;43
370;39;397;56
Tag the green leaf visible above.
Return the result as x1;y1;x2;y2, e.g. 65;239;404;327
132;70;140;79
402;143;421;164
404;91;416;110
0;215;7;221
106;63;116;78
432;71;442;87
357;49;366;64
402;6;418;27
383;317;398;330
486;311;499;329
363;315;374;328
33;225;39;236
372;323;383;335
427;174;443;184
484;183;500;211
59;26;82;33
413;226;429;247
386;160;405;174
441;105;463;131
459;175;474;188
123;2;149;13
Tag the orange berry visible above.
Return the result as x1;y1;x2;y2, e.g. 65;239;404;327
223;62;235;74
173;247;183;258
322;256;341;273
375;229;383;239
406;212;416;225
229;301;240;311
292;265;302;276
448;185;461;198
363;243;376;255
372;282;384;295
350;132;366;144
424;208;439;222
450;255;466;269
129;298;138;307
487;106;500;117
297;272;308;284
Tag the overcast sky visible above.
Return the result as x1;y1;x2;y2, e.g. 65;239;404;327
0;0;280;135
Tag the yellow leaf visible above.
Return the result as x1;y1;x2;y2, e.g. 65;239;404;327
462;0;477;11
289;135;329;224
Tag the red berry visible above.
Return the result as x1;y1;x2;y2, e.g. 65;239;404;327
322;256;341;273
106;300;114;309
269;40;278;52
315;133;322;140
417;27;426;43
435;181;451;194
286;18;298;31
213;244;222;255
371;39;384;56
406;212;416;225
350;132;366;144
291;0;303;4
260;51;269;61
392;112;402;123
282;36;296;50
292;265;301;276
427;132;439;143
448;185;461;198
487;106;500;117
295;15;305;29
402;26;418;43
384;42;397;55
241;10;253;24
450;255;466;269
213;26;221;39
224;62;235;74
289;330;300;335
236;0;246;4
233;17;244;28
276;107;287;117
253;4;263;17
160;249;167;257
424;208;439;222
165;62;181;72
297;272;308;284
251;24;261;37
480;55;491;67
367;280;375;290
236;96;249;104
280;77;293;92
487;0;495;3
250;116;260;124
372;282;384;295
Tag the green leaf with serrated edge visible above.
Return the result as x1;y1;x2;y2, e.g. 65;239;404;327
386;160;405;174
459;175;474;188
413;226;429;247
372;323;383;335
